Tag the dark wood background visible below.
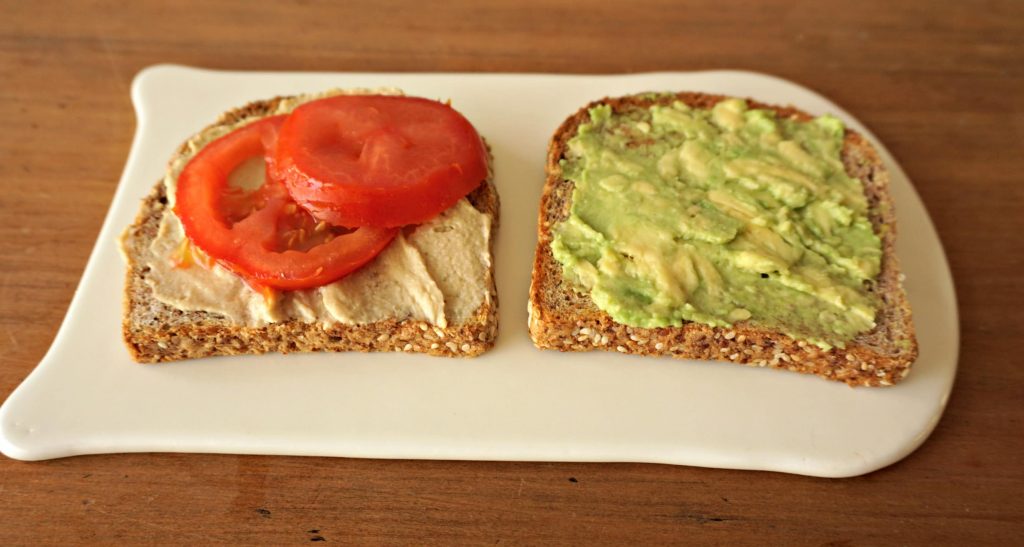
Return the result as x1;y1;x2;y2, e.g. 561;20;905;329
1;0;1022;543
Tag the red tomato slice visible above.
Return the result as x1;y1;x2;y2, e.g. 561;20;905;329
273;95;488;227
174;115;397;291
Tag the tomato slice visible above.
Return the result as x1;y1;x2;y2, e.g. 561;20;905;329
174;115;397;291
273;95;488;227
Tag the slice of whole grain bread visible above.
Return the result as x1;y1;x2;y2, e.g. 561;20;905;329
528;92;917;386
122;96;499;363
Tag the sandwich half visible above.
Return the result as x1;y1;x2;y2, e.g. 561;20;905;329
529;92;916;386
121;90;499;362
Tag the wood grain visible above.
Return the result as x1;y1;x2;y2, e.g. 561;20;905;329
1;0;1022;543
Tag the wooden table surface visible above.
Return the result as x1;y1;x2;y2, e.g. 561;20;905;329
2;0;1022;543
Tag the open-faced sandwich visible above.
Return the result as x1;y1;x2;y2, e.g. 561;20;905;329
529;92;917;386
121;89;498;362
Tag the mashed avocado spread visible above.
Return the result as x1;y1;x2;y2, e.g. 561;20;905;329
550;98;882;348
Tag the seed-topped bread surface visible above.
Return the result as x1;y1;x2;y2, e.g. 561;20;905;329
528;92;916;386
122;95;499;362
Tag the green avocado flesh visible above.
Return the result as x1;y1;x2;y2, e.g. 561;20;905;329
550;98;882;348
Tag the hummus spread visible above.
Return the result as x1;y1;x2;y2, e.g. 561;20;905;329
138;89;493;328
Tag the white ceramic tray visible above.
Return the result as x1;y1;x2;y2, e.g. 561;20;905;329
0;66;958;477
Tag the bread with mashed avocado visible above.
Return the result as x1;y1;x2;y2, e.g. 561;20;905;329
528;92;916;386
121;94;499;362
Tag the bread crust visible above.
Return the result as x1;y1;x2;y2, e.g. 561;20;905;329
528;92;917;386
122;96;500;362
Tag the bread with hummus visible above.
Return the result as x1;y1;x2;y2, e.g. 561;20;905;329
528;92;917;386
121;90;499;362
